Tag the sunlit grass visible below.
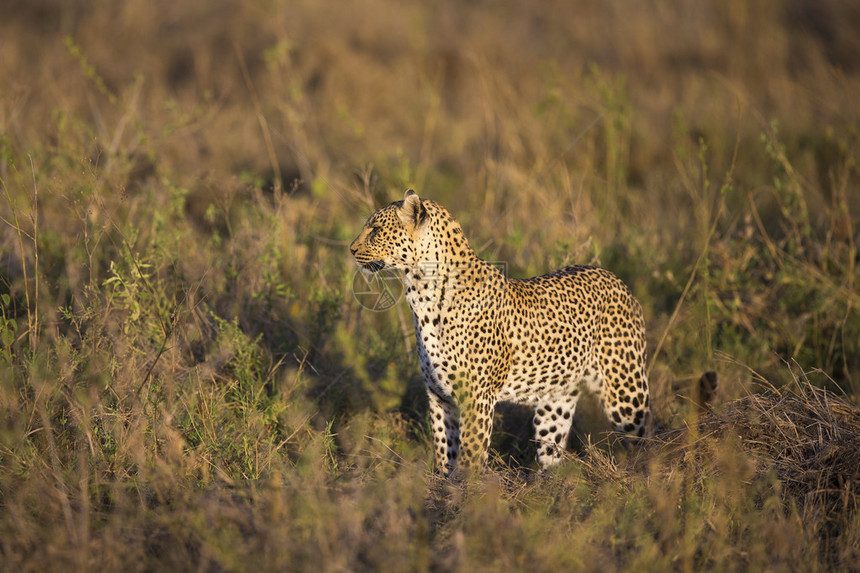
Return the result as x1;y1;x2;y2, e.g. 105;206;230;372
1;0;858;570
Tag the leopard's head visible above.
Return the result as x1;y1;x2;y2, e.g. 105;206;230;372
350;189;428;273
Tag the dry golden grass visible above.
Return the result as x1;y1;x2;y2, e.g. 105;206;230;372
1;0;859;570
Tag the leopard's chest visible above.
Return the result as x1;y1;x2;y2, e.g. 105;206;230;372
415;325;456;397
406;260;509;398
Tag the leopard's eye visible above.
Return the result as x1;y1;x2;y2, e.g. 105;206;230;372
368;226;380;241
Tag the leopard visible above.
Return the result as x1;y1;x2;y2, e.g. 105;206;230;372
350;189;679;475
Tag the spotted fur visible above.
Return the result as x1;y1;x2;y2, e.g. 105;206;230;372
350;190;653;474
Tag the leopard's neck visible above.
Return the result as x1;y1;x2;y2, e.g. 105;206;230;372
403;247;505;321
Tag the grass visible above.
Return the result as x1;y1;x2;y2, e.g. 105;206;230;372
1;0;859;570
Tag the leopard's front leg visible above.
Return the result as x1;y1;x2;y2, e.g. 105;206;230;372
427;390;460;474
456;390;496;469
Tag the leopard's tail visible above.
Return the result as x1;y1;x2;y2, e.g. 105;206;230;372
695;371;719;415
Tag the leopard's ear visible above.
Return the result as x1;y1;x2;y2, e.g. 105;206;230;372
397;189;428;228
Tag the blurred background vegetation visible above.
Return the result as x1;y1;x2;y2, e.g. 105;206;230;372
1;0;858;570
